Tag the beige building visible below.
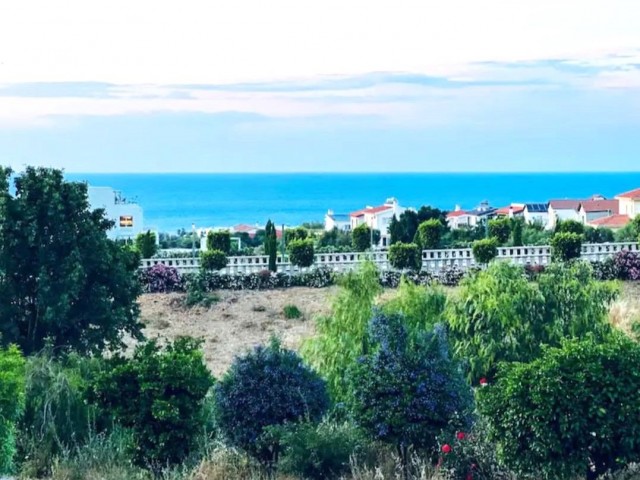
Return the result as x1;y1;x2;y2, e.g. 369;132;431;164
615;188;640;219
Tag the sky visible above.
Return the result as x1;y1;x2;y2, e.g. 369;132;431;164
1;0;639;173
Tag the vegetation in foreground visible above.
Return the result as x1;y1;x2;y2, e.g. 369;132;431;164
1;167;640;480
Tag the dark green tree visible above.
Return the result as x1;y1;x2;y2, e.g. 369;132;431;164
287;239;315;268
352;224;372;252
511;219;523;246
264;220;278;272
285;227;308;244
397;210;419;243
554;219;585;235
487;217;511;244
135;230;158;258
206;230;231;254
416;205;448;228
0;167;142;355
388;214;403;245
551;232;582;262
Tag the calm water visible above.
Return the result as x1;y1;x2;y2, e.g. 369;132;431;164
65;173;640;232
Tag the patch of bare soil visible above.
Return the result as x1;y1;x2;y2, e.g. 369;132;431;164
137;287;336;377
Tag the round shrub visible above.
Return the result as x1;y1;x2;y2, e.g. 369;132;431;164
472;238;498;265
139;264;182;293
388;242;421;271
555;219;585;235
200;249;228;271
215;338;330;470
551;231;582;262
348;313;472;468
287;238;315;268
352;224;372;252
206;230;231;254
479;335;640;480
417;219;443;249
487;217;511;244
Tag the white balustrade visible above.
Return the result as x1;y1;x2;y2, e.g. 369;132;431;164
139;242;640;275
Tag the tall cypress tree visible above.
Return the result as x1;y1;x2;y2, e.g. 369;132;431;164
264;220;277;272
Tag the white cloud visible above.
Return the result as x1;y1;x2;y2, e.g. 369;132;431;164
1;0;639;84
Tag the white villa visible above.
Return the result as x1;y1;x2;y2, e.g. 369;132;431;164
324;210;351;232
616;188;640;219
349;197;412;246
548;200;581;230
523;203;550;226
88;186;144;240
446;201;497;229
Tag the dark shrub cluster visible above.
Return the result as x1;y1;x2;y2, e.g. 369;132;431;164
138;263;183;293
613;249;640;281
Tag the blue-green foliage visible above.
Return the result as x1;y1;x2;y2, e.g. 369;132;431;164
215;338;330;467
348;313;472;456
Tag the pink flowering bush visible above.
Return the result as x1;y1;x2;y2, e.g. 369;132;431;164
139;264;182;293
613;250;640;281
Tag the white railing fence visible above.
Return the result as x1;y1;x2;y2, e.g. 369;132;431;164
139;242;640;275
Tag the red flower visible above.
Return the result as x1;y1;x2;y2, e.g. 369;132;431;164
441;444;452;454
456;431;466;440
479;377;488;386
466;473;473;480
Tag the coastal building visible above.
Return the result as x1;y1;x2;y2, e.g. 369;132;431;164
87;186;144;240
349;197;412;246
579;199;619;224
548;199;581;229
615;188;640;219
495;204;525;219
447;201;496;229
446;206;473;229
523;203;550;227
587;214;631;231
324;210;351;232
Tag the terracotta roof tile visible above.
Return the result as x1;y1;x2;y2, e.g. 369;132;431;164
581;199;619;214
549;199;581;210
616;188;640;200
588;214;631;228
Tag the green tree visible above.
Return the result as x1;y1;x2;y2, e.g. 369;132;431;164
0;345;25;475
352;224;372;252
555;219;585;235
134;230;158;258
206;230;231;254
285;227;309;244
416;205;448;227
264;220;278;272
200;249;228;271
302;262;381;401
487;217;511;244
584;226;614;243
287;238;315;268
397;210;419;244
0;167;142;355
416;219;443;249
551;231;582;262
388;214;403;245
388;242;421;271
90;338;214;469
511;219;523;246
614;216;640;242
479;336;640;480
382;278;447;335
472;238;499;265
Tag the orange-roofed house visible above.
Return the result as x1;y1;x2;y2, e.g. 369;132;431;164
615;188;640;219
587;214;631;231
349;197;412;246
495;204;525;219
579;199;619;224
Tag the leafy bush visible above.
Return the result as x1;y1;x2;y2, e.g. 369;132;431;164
388;242;421;271
511;219;523;246
302;262;381;402
584;225;615;243
523;263;546;280
472;238;498;265
200;249;228;271
279;420;367;480
555;219;585;235
283;304;302;319
352;224;373;252
479;335;640;480
138;264;183;293
90;338;214;469
613;249;640;281
285;227;309;243
349;314;472;474
134;230;158;258
206;230;231;254
487;217;511;244
184;282;220;308
435;265;466;286
383;278;447;333
591;257;620;281
18;352;105;477
288;238;315;268
0;345;25;475
215;338;329;472
417;219;443;249
378;270;434;289
551;231;582;261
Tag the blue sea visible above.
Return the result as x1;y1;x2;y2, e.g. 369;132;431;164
65;173;640;233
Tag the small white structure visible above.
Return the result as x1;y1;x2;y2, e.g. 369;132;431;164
349;198;412;247
616;188;640;219
523;203;550;227
324;210;351;232
548;200;581;230
88;186;144;240
446;205;473;229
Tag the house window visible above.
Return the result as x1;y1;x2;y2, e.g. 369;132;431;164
119;215;134;227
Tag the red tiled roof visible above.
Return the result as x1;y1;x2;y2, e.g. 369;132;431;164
495;205;525;215
549;199;581;210
581;199;619;214
350;205;392;217
233;224;257;232
616;188;640;200
447;210;468;218
588;214;631;228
